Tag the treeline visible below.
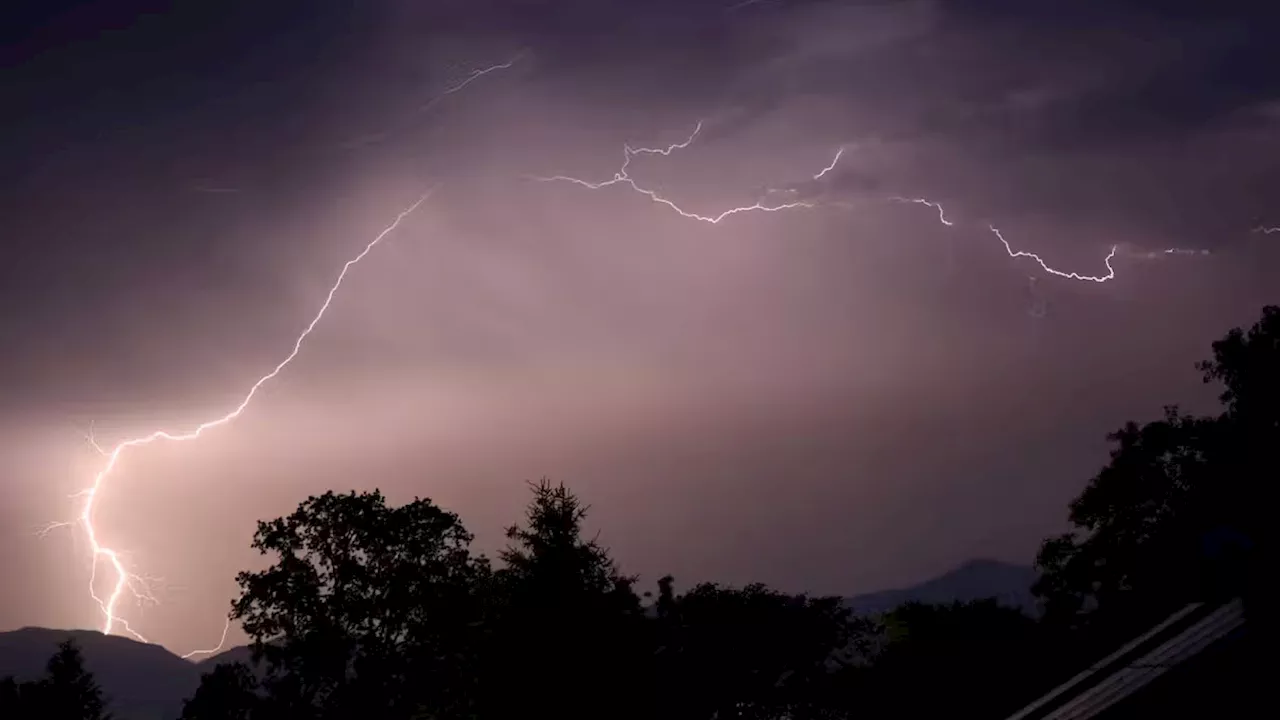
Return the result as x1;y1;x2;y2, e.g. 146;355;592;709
4;305;1273;720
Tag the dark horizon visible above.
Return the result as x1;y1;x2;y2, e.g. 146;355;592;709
2;0;1278;656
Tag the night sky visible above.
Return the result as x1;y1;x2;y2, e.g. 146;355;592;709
2;0;1277;656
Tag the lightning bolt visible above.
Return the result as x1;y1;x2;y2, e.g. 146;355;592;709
988;225;1117;283
529;121;822;224
180;618;232;660
53;188;435;654
424;51;525;110
1254;225;1280;234
888;196;954;226
888;197;1117;282
342;53;523;150
533;122;1140;282
812;147;845;181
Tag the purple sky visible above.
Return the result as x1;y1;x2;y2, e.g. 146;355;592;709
1;0;1277;656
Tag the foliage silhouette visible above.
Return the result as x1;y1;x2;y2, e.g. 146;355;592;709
1197;304;1277;623
179;662;259;720
178;305;1276;719
835;600;1056;719
1035;305;1275;639
652;580;859;720
230;489;489;719
479;479;649;720
0;640;111;720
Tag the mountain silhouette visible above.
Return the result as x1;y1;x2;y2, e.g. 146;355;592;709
0;627;202;720
0;559;1035;718
843;559;1037;615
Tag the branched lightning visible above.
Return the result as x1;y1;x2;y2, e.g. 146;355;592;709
52;188;434;655
529;121;822;224
888;197;1118;282
534;121;1211;283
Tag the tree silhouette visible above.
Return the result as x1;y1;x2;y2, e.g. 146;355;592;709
479;479;649;720
653;580;857;720
41;641;111;720
228;489;489;719
1035;305;1276;634
0;675;22;717
179;662;259;720
1197;305;1276;621
1034;409;1221;626
840;600;1049;719
0;640;111;720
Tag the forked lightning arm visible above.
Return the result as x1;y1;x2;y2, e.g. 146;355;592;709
530;122;819;224
181;618;232;660
889;196;954;227
60;188;434;656
532;123;1210;283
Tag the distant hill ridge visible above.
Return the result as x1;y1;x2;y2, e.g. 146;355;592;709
0;627;202;720
843;558;1037;615
0;558;1036;719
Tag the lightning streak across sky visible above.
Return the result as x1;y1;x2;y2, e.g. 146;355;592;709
342;53;523;150
530;121;821;224
50;188;435;657
988;226;1116;283
533;122;1141;283
889;196;953;226
426;51;525;109
880;199;1122;282
812;147;844;180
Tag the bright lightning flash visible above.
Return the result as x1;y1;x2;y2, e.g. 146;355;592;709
54;189;434;656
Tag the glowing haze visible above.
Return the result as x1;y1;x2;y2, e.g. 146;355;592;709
1;0;1278;655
